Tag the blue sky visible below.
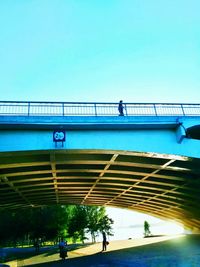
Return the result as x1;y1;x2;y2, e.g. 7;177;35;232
0;0;199;103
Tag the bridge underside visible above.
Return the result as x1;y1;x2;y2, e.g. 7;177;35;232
0;149;200;232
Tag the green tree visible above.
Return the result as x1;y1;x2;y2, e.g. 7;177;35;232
0;208;32;247
44;205;70;240
86;206;114;242
98;214;114;236
29;205;70;242
0;204;114;246
0;205;70;246
67;205;88;243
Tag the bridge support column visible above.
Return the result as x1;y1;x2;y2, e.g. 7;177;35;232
176;124;186;143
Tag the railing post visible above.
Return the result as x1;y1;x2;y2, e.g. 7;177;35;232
153;104;158;116
181;104;185;116
124;104;128;116
94;103;97;116
28;102;30;116
62;103;65;116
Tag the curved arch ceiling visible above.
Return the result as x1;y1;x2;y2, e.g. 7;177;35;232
0;149;200;232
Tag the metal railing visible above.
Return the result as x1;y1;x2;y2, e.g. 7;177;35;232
0;101;199;116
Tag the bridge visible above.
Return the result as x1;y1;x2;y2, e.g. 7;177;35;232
0;101;200;233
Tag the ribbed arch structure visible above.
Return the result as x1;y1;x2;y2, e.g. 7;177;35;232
0;149;200;232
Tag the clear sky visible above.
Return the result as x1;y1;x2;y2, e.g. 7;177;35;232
0;0;199;103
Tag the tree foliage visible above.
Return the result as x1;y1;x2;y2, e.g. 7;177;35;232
86;206;114;242
67;205;88;243
0;205;114;247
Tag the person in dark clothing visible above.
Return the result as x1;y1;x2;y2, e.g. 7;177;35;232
118;100;124;116
33;239;40;253
102;231;107;251
58;238;68;260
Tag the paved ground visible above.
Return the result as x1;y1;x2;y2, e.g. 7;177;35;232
2;234;200;267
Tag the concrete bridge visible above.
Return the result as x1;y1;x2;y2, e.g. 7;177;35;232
0;101;200;232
